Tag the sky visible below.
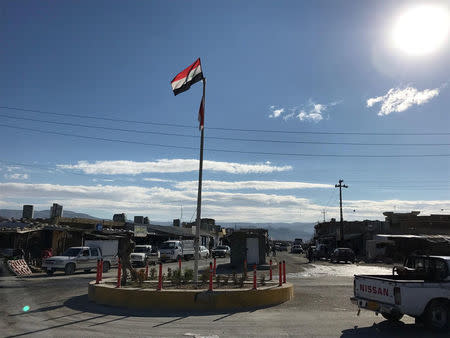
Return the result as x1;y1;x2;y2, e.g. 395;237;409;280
0;0;449;226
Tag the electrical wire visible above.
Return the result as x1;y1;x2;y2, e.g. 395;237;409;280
1;123;450;158
1;113;449;146
1;105;449;136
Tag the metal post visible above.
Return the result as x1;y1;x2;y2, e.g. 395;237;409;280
99;259;103;282
283;260;286;283
145;262;149;280
178;257;182;272
213;257;216;276
253;264;257;290
269;259;272;280
157;262;163;290
95;259;100;284
208;262;213;291
278;262;282;286
194;78;206;285
116;259;122;288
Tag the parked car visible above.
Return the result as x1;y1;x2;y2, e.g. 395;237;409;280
41;246;114;275
159;240;194;262
291;245;304;254
131;245;159;267
352;255;450;330
330;247;355;263
199;245;210;259
211;245;230;258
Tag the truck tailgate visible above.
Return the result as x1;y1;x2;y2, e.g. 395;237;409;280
354;275;396;305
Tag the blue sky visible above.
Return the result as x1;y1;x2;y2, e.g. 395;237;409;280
0;0;449;224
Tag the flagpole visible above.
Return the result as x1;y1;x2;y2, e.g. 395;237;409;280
194;78;206;286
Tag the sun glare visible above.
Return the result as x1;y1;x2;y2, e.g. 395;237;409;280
392;5;449;56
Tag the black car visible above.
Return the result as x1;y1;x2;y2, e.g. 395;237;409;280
330;248;355;263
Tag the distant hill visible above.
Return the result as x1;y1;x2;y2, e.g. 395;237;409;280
219;222;315;241
0;209;99;220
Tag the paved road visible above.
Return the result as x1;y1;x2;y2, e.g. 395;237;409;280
0;254;446;337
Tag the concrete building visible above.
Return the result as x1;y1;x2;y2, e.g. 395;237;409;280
383;211;450;235
50;203;63;218
113;213;127;223
22;205;34;219
229;228;268;267
134;216;145;224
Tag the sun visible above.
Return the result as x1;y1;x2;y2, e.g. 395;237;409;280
392;5;449;56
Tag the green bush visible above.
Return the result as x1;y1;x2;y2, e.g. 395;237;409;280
222;275;229;285
259;275;266;286
200;268;209;285
170;269;182;285
183;268;194;283
149;267;156;279
232;271;238;285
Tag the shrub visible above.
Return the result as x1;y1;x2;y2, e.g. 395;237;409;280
183;268;194;283
170;269;182;286
238;275;245;288
222;275;229;285
232;271;238;285
215;275;221;287
149;267;156;279
137;269;146;286
259;275;266;286
167;267;172;279
200;268;209;285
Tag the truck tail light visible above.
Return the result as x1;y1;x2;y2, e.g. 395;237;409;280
394;287;401;305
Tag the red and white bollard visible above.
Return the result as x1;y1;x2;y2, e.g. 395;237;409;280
278;262;282;287
145;261;149;280
269;259;273;280
253;264;257;290
99;259;103;282
95;259;101;284
283;260;286;284
116;259;122;288
178;257;182;271
209;262;213;291
157;262;163;290
213;258;216;276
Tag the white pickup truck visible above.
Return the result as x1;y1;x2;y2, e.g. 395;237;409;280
351;255;450;330
159;240;194;262
42;246;115;275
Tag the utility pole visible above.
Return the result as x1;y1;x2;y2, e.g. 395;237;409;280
335;179;348;246
321;210;326;223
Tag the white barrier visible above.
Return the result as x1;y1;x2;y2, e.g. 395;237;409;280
7;259;32;276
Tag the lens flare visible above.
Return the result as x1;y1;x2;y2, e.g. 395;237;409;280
22;305;30;312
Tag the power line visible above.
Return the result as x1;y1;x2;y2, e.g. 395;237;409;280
1;113;449;146
2;123;450;158
1;105;449;136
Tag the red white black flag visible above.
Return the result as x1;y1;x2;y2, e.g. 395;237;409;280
171;58;204;96
198;94;205;130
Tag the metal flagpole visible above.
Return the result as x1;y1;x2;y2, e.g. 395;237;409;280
194;78;206;285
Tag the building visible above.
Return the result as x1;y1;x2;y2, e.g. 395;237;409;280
134;216;145;224
183;218;216;232
383;211;450;235
22;205;34;219
229;228;268;267
113;213;127;223
50;203;63;218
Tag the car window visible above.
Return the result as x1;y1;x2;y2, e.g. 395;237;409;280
82;249;89;257
90;248;99;256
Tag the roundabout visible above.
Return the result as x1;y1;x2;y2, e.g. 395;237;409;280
88;278;294;311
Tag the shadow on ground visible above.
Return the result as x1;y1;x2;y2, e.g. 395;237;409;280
64;294;273;318
341;320;447;338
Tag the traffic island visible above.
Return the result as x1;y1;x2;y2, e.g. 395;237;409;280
88;278;293;311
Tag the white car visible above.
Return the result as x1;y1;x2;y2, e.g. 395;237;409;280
199;246;210;259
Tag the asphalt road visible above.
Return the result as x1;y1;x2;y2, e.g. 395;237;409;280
0;253;447;337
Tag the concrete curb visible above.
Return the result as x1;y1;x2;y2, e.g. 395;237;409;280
88;279;293;311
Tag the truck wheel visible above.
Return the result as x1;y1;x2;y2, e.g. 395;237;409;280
64;263;75;275
425;300;449;330
102;262;110;273
381;312;403;322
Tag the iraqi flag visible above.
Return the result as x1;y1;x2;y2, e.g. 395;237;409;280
171;58;204;96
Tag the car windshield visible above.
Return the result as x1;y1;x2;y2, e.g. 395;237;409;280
62;248;81;257
160;242;176;249
134;247;149;253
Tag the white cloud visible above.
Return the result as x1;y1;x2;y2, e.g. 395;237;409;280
58;159;292;175
0;182;449;223
367;86;440;116
174;180;333;191
269;107;284;118
4;173;29;180
269;100;340;122
143;178;173;182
